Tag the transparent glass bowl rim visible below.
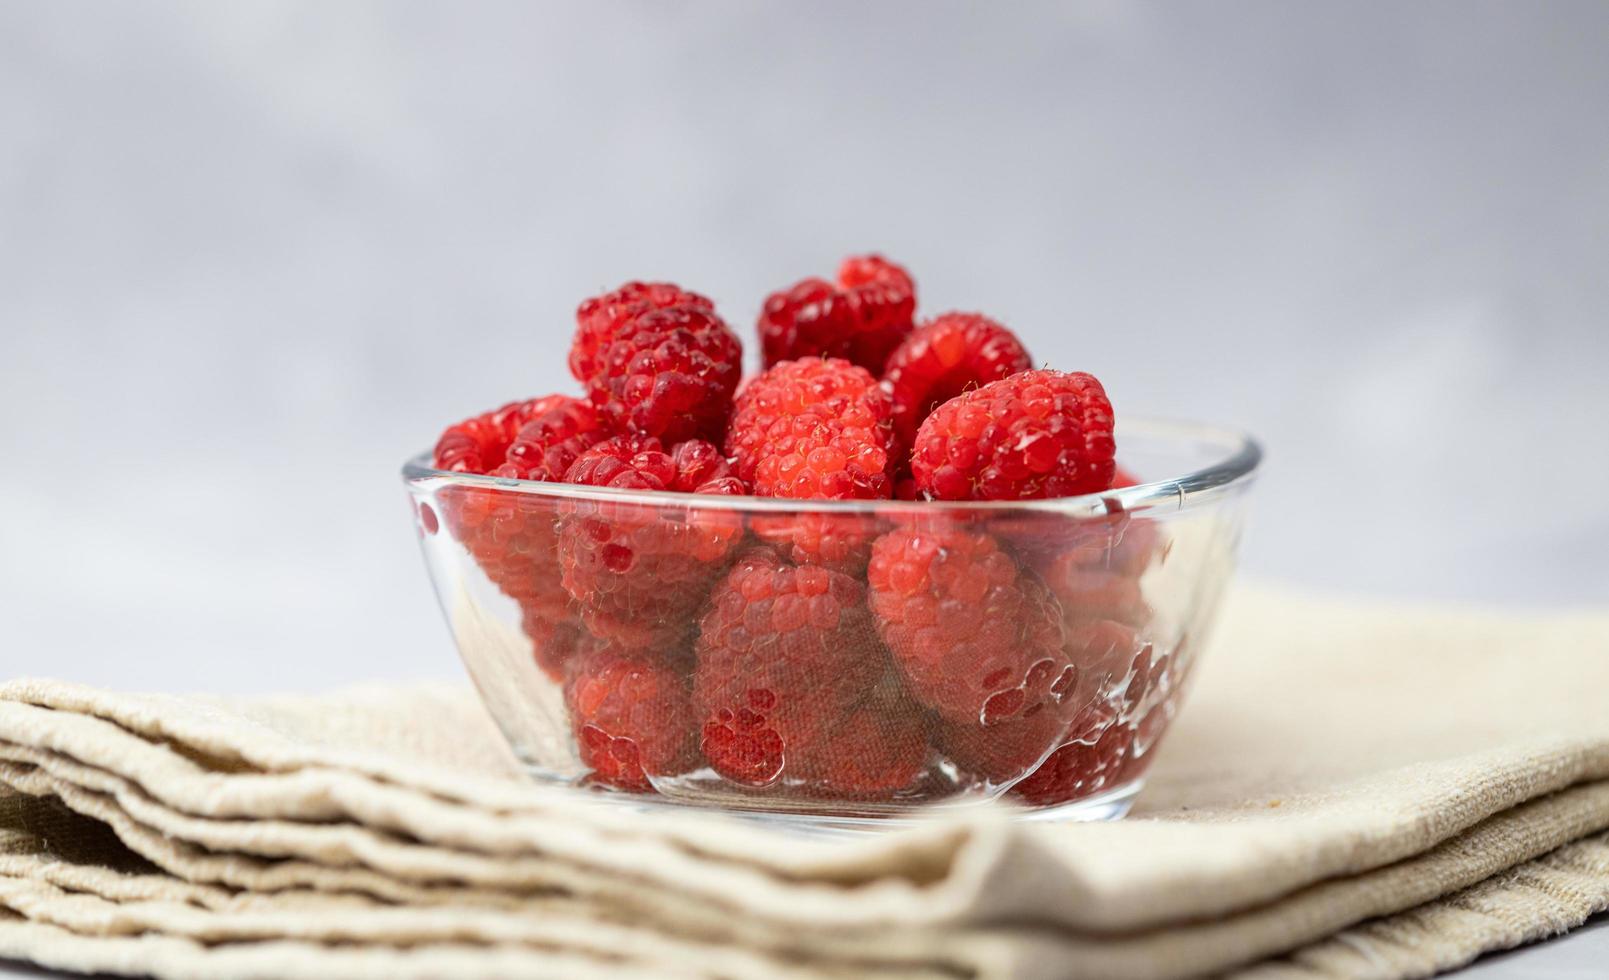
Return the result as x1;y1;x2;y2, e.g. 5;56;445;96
401;416;1260;519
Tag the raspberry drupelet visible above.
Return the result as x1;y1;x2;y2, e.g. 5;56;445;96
912;369;1116;501
558;435;748;648
882;312;1034;449
693;547;890;788
867;525;1075;726
757;254;916;373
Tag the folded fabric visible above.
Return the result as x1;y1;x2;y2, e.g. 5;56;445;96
1;588;1606;979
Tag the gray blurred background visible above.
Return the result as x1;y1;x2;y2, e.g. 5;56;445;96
3;1;1607;692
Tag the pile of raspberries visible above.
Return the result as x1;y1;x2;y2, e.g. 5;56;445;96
429;255;1161;807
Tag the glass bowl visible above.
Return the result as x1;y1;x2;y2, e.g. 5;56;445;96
402;418;1259;830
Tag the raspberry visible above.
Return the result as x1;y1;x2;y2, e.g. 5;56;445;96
1068;623;1172;776
1036;558;1151;628
882;312;1033;449
693;548;887;787
558;436;747;647
1063;618;1150;700
912;370;1116;501
432;395;572;474
726;357;896;569
757;255;916;372
867;526;1074;725
999;623;1154;807
578;305;743;444
1024;620;1157;805
1009;726;1135;807
664;438;748;496
435;397;607;642
1002;513;1153;629
1125;637;1182;782
564;641;698;792
943;623;1149;804
493;397;608;482
751;511;884;575
995;463;1161;631
940;700;1069;788
1038;519;1156;624
523;606;591;682
440;484;568;619
727;358;896;497
570;281;714;384
562;434;741;493
788;682;931;799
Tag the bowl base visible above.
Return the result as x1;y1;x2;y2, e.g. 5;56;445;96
522;769;1144;837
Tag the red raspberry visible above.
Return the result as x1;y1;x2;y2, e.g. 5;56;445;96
564;641;698;793
1009;726;1135;807
523;606;591;682
431;398;592;646
757;254;916;372
693;548;887;787
940;700;1070;788
663;438;748;496
440;484;568;620
1062;618;1150;700
560;434;711;491
787;683;931;799
558;436;748;647
1002;515;1154;629
1124;637;1183;784
882;312;1033;449
1035;558;1151;628
578;305;743;445
726;357;896;570
912;370;1116;501
751;510;885;575
727;358;896;497
995;465;1160;630
867;526;1074;725
1005;619;1161;806
1085;625;1172;757
1035;523;1156;627
570;281;714;384
493;396;608;481
435;397;607;640
432;395;572;474
943;623;1151;804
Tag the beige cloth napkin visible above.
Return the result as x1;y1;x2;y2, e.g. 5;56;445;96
1;588;1607;980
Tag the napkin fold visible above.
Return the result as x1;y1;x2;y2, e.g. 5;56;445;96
1;588;1607;979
